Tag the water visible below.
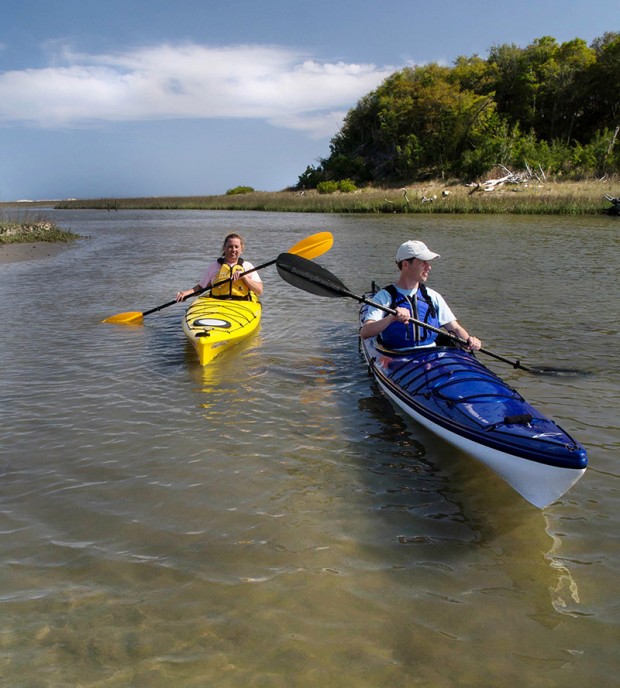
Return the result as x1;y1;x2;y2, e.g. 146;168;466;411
0;210;618;687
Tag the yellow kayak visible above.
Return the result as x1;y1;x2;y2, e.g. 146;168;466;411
182;295;262;365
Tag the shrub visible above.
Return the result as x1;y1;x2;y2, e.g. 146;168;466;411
338;179;358;193
226;186;255;195
316;179;358;194
317;181;340;194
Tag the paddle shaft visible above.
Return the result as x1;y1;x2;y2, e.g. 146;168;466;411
143;261;270;316
142;232;333;318
277;256;533;372
178;260;271;302
104;232;334;324
357;293;533;372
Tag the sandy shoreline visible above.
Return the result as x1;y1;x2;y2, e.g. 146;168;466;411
0;241;74;264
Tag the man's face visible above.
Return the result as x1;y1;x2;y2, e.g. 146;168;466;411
406;257;432;283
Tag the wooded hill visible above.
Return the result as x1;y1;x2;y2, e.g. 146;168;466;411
297;32;620;188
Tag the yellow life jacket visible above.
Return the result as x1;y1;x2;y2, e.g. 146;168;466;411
210;258;251;299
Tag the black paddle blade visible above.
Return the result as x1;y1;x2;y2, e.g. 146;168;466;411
276;253;351;298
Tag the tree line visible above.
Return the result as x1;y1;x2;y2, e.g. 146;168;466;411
297;32;620;188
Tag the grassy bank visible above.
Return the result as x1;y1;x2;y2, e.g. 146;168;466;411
0;213;79;244
47;179;620;214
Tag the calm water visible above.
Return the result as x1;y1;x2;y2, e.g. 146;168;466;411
0;210;618;687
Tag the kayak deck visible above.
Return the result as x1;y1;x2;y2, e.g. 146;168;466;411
182;296;261;366
359;303;587;508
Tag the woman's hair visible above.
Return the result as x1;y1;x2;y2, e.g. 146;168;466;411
221;233;245;253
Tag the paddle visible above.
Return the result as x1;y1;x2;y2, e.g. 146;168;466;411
103;231;334;324
275;252;584;376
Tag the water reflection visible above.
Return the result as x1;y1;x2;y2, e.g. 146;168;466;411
355;362;588;629
189;331;264;400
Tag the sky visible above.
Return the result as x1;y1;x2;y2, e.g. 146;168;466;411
1;0;617;201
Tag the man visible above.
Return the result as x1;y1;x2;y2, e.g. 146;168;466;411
359;240;481;351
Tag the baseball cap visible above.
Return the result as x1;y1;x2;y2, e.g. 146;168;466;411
395;240;440;263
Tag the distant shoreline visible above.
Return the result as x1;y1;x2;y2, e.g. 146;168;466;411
12;179;615;215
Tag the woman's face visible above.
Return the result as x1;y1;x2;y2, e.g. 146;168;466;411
223;237;243;262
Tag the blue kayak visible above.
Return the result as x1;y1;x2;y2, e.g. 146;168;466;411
359;305;587;508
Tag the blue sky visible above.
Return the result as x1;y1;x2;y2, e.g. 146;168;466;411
1;0;616;201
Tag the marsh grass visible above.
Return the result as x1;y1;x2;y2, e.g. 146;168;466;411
49;179;619;215
0;211;79;244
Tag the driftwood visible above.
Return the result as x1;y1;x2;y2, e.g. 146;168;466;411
524;160;546;184
468;165;534;193
482;166;529;191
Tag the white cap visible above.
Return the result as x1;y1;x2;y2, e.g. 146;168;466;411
395;240;440;263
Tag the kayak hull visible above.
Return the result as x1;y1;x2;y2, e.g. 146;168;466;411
182;296;261;366
359;311;587;508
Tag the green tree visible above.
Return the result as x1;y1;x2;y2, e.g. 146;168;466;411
579;32;620;139
296;32;620;187
487;42;538;129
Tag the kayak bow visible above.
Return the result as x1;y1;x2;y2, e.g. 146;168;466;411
182;295;261;366
359;297;587;507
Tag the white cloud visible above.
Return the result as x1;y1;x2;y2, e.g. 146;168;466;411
0;42;394;138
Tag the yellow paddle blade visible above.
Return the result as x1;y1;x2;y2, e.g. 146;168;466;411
288;231;333;260
102;311;144;324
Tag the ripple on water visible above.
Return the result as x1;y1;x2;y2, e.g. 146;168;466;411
0;211;617;687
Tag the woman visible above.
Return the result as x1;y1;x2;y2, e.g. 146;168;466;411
175;233;263;302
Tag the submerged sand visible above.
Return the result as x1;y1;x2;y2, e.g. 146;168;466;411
0;241;73;264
